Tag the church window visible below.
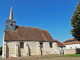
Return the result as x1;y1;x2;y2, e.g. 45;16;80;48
20;42;24;48
40;42;43;48
70;47;72;49
50;43;52;48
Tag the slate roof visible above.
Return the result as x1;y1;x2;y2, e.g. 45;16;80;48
4;26;54;42
62;38;80;45
54;40;65;47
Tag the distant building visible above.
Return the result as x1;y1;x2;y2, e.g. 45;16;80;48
2;6;64;58
62;38;80;49
55;40;65;49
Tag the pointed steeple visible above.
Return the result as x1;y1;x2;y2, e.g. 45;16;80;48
8;6;14;20
5;6;16;31
6;6;16;22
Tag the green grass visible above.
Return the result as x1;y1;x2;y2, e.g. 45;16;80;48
61;54;80;57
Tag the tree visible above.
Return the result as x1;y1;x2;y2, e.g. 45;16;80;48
70;0;80;41
0;46;2;55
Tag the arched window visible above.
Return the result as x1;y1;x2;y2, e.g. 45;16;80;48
20;42;24;48
50;43;52;48
40;42;43;48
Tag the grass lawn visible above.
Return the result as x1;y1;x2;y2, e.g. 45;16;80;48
61;54;80;57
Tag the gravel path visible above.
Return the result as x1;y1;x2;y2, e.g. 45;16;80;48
1;55;80;60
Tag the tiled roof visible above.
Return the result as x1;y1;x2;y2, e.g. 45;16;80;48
4;26;54;42
55;40;65;47
41;30;54;41
62;38;80;45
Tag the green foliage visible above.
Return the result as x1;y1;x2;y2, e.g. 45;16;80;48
0;46;2;55
70;0;80;41
61;54;80;57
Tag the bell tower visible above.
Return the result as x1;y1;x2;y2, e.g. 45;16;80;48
5;6;16;31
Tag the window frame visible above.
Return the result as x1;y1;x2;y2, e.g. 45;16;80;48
50;42;52;48
40;42;43;48
70;47;72;49
20;42;24;48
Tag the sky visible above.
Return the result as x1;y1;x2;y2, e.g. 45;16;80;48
0;0;79;46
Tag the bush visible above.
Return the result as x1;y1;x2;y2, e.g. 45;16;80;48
0;46;2;55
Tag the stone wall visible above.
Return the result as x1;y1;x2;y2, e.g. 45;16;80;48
6;41;16;58
64;49;76;55
28;41;38;55
42;42;54;55
2;41;60;58
42;42;60;55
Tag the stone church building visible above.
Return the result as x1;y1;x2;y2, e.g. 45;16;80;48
2;6;63;58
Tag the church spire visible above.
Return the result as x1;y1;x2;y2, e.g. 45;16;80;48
8;6;14;20
5;6;16;31
6;6;16;22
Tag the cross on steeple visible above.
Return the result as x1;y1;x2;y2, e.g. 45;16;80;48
11;1;13;6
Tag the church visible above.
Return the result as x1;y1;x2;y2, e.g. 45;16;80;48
2;6;64;58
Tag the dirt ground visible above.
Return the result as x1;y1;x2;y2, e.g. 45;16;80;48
1;55;80;60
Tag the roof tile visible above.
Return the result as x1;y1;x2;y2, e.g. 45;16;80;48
4;26;54;42
62;38;80;45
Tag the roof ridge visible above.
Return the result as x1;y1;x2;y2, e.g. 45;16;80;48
62;38;75;43
41;29;47;31
17;26;40;29
68;38;74;40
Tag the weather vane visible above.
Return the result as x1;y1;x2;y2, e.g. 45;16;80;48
11;1;13;6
